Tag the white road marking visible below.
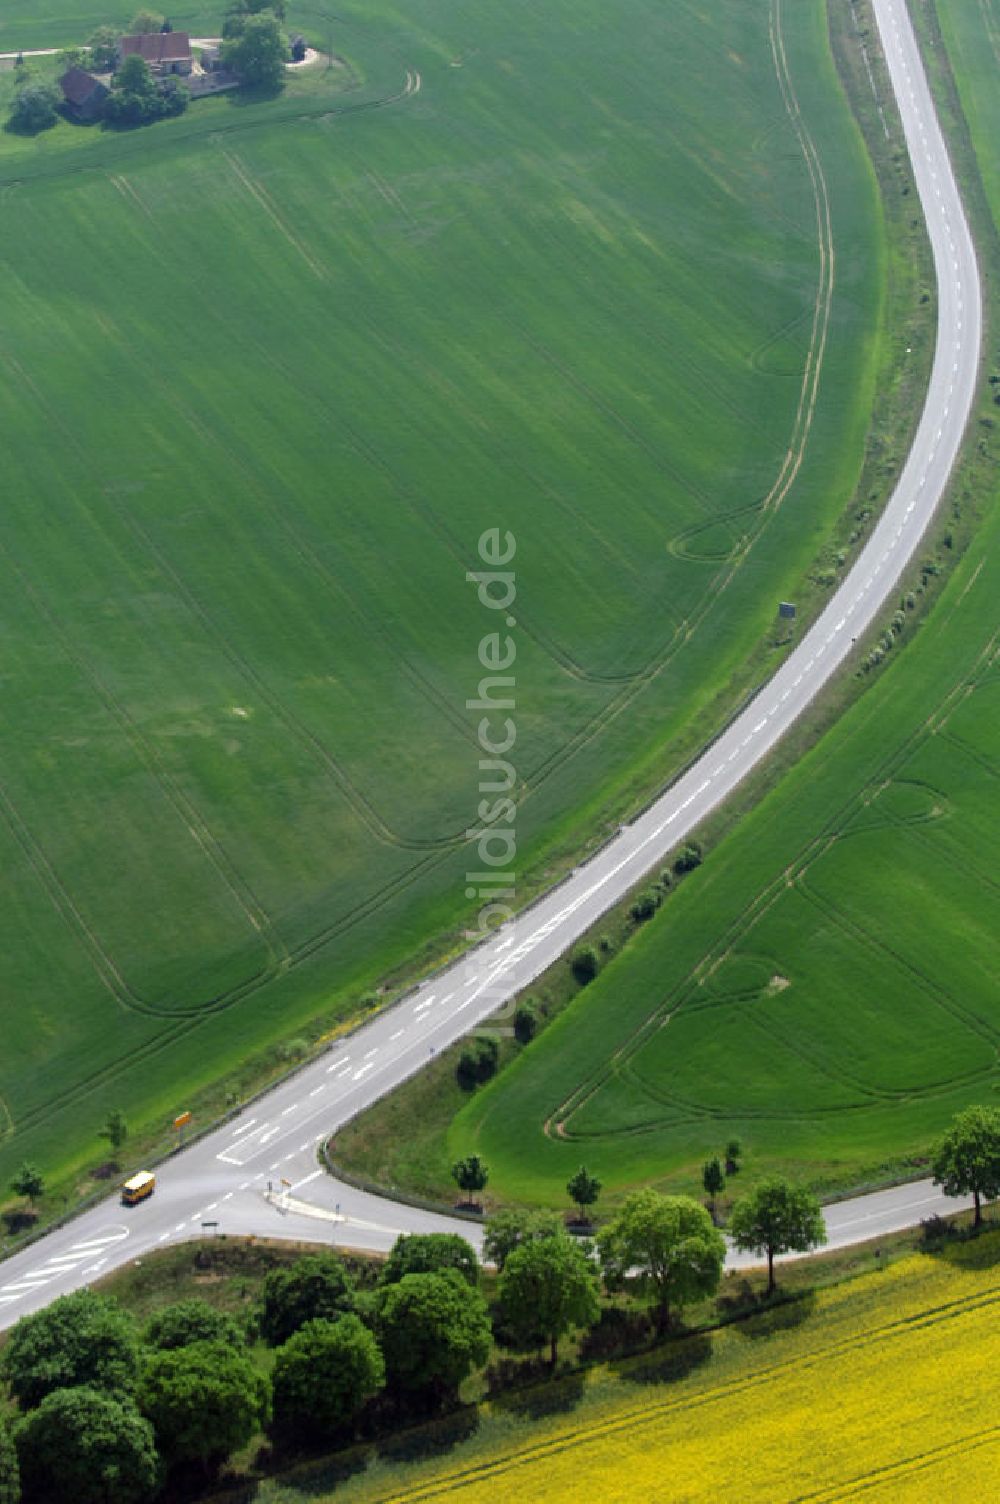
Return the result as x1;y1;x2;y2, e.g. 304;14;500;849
292;1169;323;1191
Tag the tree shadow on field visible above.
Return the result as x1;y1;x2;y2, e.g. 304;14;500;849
2;1210;37;1235
491;1371;586;1423
614;1331;713;1388
724;1289;818;1341
580;1306;655;1364
923;1217;1000;1272
376;1405;480;1466
226;79;285;107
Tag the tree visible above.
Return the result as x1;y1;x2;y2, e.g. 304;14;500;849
87;26;119;70
377;1270;491;1405
129;9;164;31
597;1190;725;1329
932;1105;1000;1227
729;1177;827;1294
100;1109;128;1158
381;1233;479;1288
566;1165;601;1222
0;1417;18;1504
8;84;60;134
497;1232;600;1366
221;13;288;88
259;1253;355;1346
271;1315;384;1442
106;54;164;125
144;1300;247;1352
1;1290;140;1410
16;1387;157;1504
451;1153;489;1206
225;0;287;29
9;1163;44;1211
157;76;188;117
702;1157;725;1221
483;1208;560;1272
139;1341;268;1476
725;1138;742;1175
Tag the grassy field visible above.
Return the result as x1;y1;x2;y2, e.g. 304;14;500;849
234;1233;1000;1502
352;0;1000;1207
0;0;889;1191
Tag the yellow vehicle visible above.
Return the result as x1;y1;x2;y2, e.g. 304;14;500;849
121;1171;155;1206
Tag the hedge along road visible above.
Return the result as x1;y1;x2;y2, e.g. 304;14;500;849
0;0;982;1326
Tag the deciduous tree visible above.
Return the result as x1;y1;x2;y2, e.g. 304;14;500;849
381;1233;479;1288
222;13;288;87
0;1416;18;1504
144;1300;247;1352
100;1109;128;1157
497;1231;599;1366
271;1315;384;1441
451;1154;488;1205
566;1165;601;1222
259;1253;355;1346
729;1177;826;1294
1;1290;140;1411
139;1341;268;1476
87;26;119;70
9;1163;44;1212
702;1157;725;1221
16;1387;157;1504
8;83;60;134
597;1190;725;1328
129;9;164;32
377;1270;491;1406
932;1105;1000;1227
483;1208;560;1272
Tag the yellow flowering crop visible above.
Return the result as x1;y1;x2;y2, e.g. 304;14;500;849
353;1247;1000;1503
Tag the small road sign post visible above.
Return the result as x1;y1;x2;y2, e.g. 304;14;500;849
173;1110;192;1147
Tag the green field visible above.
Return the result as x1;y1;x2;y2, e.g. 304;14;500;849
0;0;887;1185
419;0;1000;1207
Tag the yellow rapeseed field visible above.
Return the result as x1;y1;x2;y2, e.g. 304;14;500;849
336;1242;1000;1503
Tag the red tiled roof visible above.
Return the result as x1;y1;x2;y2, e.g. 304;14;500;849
60;67;107;105
119;31;192;64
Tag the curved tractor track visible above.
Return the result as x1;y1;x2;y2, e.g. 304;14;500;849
0;0;983;1322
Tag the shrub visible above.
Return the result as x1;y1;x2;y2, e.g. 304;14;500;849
630;889;659;922
673;842;703;875
8;83;61;134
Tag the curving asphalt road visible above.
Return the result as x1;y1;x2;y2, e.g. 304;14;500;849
0;0;982;1326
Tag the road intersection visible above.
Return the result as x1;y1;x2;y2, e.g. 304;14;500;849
0;0;983;1325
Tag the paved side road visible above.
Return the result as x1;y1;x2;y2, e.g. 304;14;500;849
0;0;982;1327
